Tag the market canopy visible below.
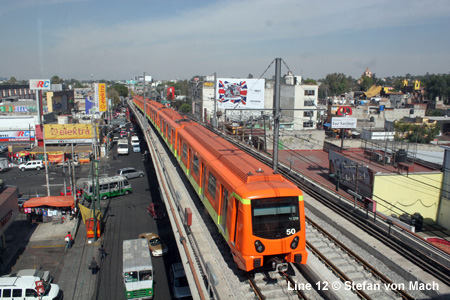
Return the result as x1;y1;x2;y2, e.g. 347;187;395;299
78;204;102;223
23;196;75;209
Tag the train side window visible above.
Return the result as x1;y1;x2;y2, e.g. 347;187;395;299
208;172;216;200
182;143;187;162
168;126;171;143
193;155;199;176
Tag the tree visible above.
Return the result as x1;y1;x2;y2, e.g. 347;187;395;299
320;73;353;96
110;84;129;98
179;103;192;113
359;76;374;92
423;74;450;104
303;78;317;85
8;77;17;85
107;87;120;106
51;75;63;84
394;120;440;143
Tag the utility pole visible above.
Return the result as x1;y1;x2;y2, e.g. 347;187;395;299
272;58;281;173
39;89;51;197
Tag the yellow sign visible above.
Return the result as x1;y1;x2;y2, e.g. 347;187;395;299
98;83;107;112
204;82;214;87
44;124;98;140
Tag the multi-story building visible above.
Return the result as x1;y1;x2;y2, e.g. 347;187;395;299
190;74;319;130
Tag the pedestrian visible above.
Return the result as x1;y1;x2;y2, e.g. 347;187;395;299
65;231;73;249
89;257;99;274
99;245;107;259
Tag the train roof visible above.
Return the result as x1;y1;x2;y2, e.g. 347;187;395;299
183;124;285;184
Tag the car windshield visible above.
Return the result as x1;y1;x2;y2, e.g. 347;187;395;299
149;238;161;246
175;276;188;287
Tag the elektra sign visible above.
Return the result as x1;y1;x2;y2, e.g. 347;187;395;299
29;79;51;90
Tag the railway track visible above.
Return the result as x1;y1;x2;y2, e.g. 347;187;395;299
132;107;450;299
305;217;414;299
247;269;312;300
206;125;450;297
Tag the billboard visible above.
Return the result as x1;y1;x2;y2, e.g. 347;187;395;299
0;131;35;142
332;117;357;129
98;83;107;112
44;124;98;140
85;95;95;114
29;79;51;90
216;78;264;109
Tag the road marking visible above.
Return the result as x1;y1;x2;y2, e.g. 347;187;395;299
31;244;66;248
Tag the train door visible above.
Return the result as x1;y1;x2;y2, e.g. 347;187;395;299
231;198;239;247
219;185;228;234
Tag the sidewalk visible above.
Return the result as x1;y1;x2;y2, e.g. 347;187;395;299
2;214;104;300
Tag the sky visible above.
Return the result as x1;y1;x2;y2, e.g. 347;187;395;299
1;0;450;82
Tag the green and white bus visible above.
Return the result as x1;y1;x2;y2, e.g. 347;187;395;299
82;175;132;201
123;239;154;299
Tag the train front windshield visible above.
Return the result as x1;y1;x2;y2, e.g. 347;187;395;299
252;197;301;239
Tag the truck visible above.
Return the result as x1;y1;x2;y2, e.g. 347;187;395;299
117;138;129;155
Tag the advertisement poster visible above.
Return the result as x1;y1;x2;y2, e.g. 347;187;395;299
216;78;264;109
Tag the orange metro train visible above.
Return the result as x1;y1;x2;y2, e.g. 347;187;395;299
133;96;308;272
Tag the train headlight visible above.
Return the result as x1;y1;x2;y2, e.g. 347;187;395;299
254;240;265;253
290;236;299;249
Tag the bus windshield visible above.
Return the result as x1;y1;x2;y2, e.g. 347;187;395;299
251;196;300;239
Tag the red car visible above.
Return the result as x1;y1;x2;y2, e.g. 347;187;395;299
120;130;128;138
147;203;167;219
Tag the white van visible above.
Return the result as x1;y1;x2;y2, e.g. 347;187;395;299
0;276;63;299
131;136;139;146
117;139;129;155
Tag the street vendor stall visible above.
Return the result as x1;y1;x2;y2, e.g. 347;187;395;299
29;145;93;164
23;196;76;223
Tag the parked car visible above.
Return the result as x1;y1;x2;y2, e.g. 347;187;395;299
115;167;144;179
169;263;192;299
147;203;167;219
138;232;168;257
0;145;7;154
18;160;44;171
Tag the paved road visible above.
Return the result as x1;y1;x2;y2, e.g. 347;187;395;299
0;135;185;299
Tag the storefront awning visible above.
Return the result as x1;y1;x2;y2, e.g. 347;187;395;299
29;145;93;155
23;196;75;209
